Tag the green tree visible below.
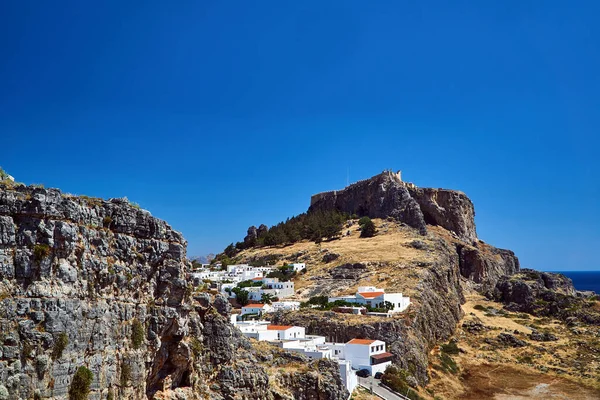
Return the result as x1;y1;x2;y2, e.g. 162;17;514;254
359;217;376;238
261;293;274;304
224;243;237;258
232;287;250;306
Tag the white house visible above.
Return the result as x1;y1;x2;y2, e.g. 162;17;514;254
271;301;300;312
329;286;410;313
344;338;393;375
246;279;295;301
241;303;273;316
235;320;279;340
267;325;305;340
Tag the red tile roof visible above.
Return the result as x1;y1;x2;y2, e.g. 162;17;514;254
244;304;266;308
252;277;263;280
267;325;294;330
357;291;385;299
347;338;377;345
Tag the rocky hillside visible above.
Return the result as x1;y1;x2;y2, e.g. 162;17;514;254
231;171;600;398
0;183;347;400
230;173;520;386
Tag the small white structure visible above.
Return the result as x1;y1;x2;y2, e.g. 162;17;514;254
286;263;306;272
329;286;410;314
267;325;305;340
241;303;273;316
272;301;301;312
344;338;393;375
338;360;358;394
246;279;295;301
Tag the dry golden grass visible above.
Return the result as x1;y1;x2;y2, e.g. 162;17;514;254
463;294;533;334
427;293;600;399
351;386;381;400
237;219;437;299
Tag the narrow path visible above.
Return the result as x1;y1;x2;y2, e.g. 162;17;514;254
357;377;411;400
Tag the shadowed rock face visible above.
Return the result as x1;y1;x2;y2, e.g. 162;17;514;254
406;186;477;243
0;185;347;400
457;243;520;288
309;171;478;242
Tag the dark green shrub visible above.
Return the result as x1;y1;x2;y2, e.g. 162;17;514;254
33;244;51;263
68;366;93;400
440;341;460;355
190;337;203;357
103;216;112;227
131;319;144;349
381;366;423;400
359;217;376;238
51;332;68;360
120;363;131;387
439;352;459;374
473;304;488;311
358;216;371;226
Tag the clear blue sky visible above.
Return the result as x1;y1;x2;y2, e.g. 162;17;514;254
1;1;598;271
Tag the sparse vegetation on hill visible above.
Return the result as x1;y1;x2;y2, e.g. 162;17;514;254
216;209;351;262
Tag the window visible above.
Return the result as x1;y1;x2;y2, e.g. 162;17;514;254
371;346;375;352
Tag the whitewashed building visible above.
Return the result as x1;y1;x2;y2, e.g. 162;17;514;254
246;279;295;301
266;325;305;340
271;301;301;311
329;286;410;313
241;303;273;316
286;263;306;272
343;339;393;375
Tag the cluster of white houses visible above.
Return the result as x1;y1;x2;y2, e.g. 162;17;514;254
190;263;303;302
232;317;394;394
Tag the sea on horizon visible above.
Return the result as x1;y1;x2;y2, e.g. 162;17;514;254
552;271;600;294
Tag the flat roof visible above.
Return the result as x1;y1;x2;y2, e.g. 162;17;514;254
347;338;377;345
357;291;385;299
267;325;294;330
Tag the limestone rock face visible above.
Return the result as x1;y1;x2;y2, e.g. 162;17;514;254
406;186;477;242
309;171;478;242
310;172;427;235
457;242;520;289
0;185;346;399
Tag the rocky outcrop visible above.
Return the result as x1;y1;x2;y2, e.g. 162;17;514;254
456;242;520;289
491;269;600;325
309;171;427;235
309;171;478;242
0;184;347;399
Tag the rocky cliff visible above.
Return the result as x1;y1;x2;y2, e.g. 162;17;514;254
309;171;477;242
0;184;348;399
490;269;600;325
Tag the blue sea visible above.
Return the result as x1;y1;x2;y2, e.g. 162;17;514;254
555;271;600;294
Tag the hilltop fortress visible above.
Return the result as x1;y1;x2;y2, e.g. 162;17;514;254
310;170;477;242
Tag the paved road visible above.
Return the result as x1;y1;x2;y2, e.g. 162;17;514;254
357;377;410;400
